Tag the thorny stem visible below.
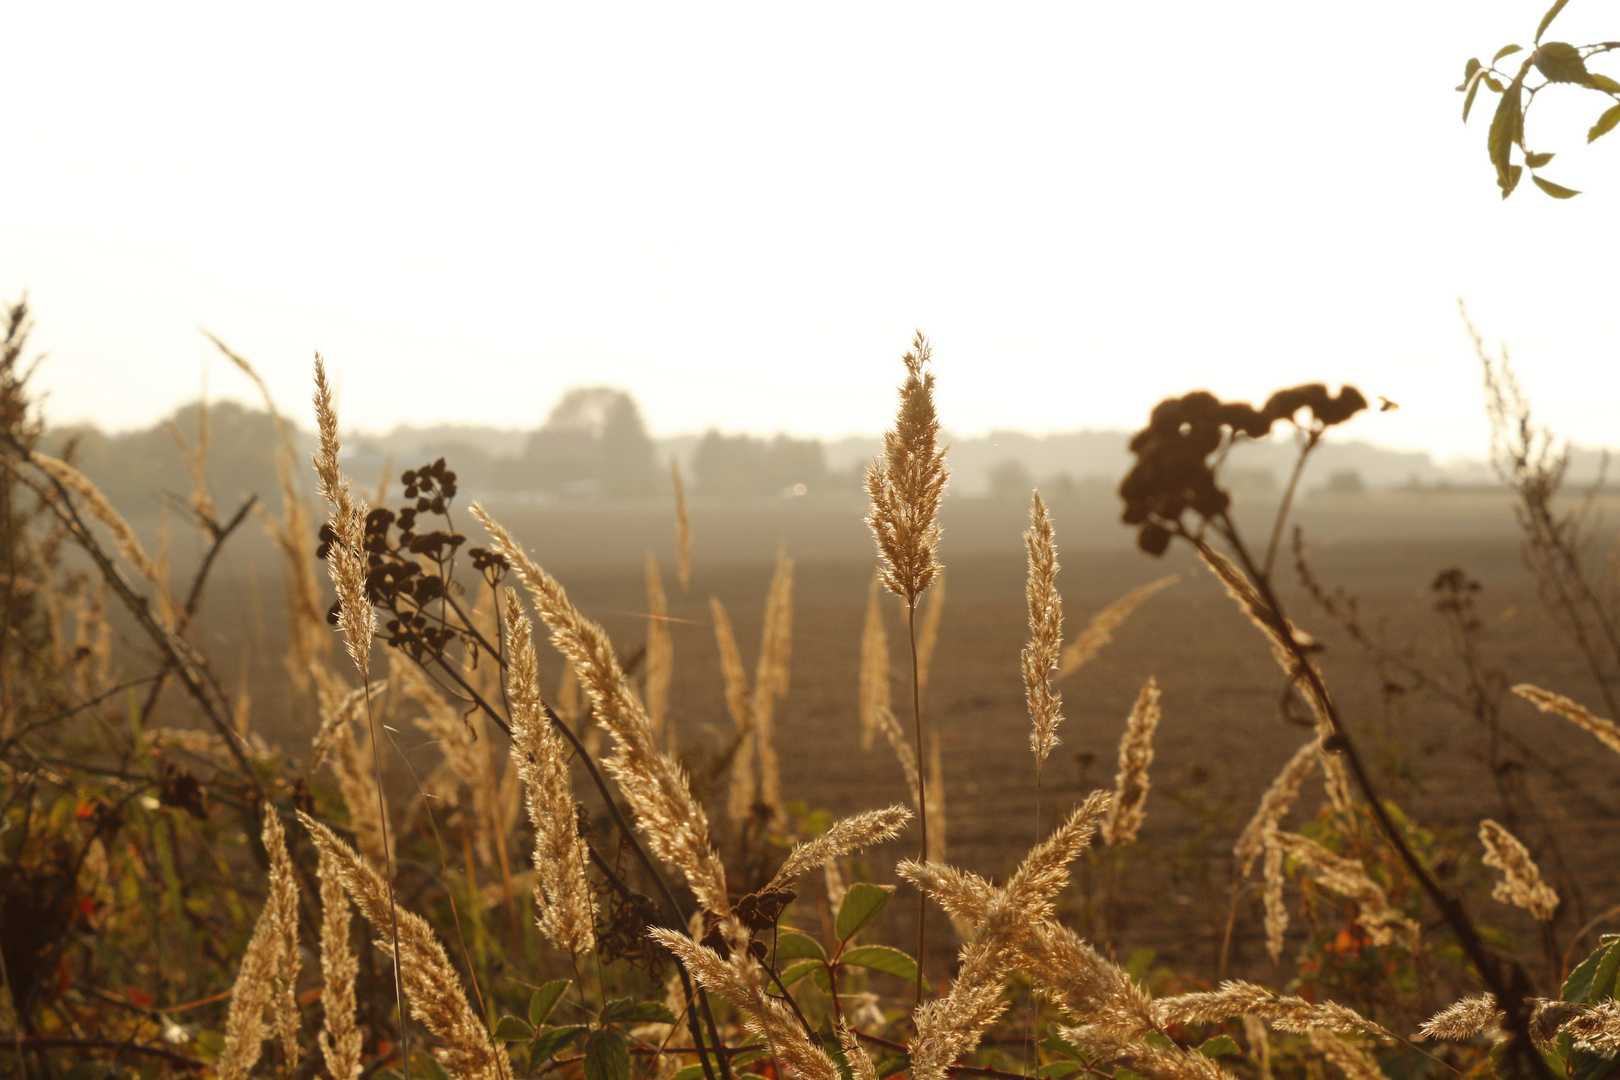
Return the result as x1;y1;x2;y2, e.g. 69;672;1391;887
1193;517;1553;1080
907;599;927;1011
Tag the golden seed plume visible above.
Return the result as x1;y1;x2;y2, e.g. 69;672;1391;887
1156;981;1391;1037
208;334;328;683
301;814;515;1080
504;589;597;955
472;503;730;916
1243;1015;1271;1080
311;669;390;870
903;796;1113;1080
1262;839;1288;963
1268;831;1419;950
217;811;301;1080
1513;683;1620;756
925;735;947;864
916;570;946;693
866;332;949;606
836;1024;878;1080
650;929;839;1080
1479;818;1559;921
859;575;892;752
311;355;374;685
767;806;911;892
315;840;363;1080
1419;993;1502;1042
1103;677;1160;845
671;457;692;594
1233;739;1321;878
1056;575;1178;681
711;595;756;826
1307;1030;1386;1080
645;551;673;742
752;546;794;820
1023;493;1065;767
1417;993;1620;1052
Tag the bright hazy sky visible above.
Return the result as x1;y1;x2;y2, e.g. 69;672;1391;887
4;2;1617;459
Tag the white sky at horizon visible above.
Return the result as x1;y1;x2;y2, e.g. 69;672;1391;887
3;1;1617;461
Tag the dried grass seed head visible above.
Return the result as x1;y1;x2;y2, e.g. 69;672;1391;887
1023;491;1065;766
1479;818;1559;922
866;332;949;604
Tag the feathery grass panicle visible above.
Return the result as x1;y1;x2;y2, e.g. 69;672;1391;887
301;814;515;1080
835;1024;877;1080
1059;1028;1234;1080
903;795;1112;1080
925;737;947;864
208;334;329;681
711;596;756;825
1269;831;1419;949
503;589;597;956
916;571;946;693
1513;683;1620;756
1262;839;1288;963
866;332;949;605
752;547;794;818
1479;818;1559;921
265;812;303;1077
1243;1015;1272;1080
671;457;692;594
768;806;910;892
1156;981;1391;1037
1419;993;1503;1042
859;575;891;752
645;552;673;742
1056;575;1178;681
217;811;301;1080
1234;740;1321;877
1104;678;1160;845
650;929;839;1080
311;356;374;685
472;503;730;916
316;841;363;1080
30;452;176;628
1023;493;1065;767
1307;1030;1386;1080
876;704;920;806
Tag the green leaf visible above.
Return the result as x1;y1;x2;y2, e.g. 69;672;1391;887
585;1029;632;1080
778;960;824;987
530;980;571;1028
1463;68;1489;122
1494;44;1523;62
876;1053;911;1079
530;1025;588;1067
840;945;920;983
773;930;827;963
1042;1030;1087;1062
1126;947;1157;981
671;1055;768;1080
1565;937;1620;1003
1535;0;1570;44
1484;74;1505;92
835;882;894;941
1198;1036;1240;1058
671;1065;707;1080
1590;104;1620;143
1489;84;1523;195
494;1015;535;1042
601;999;678;1026
1590;74;1620;93
1532;174;1581;198
1460;57;1482;87
1534;42;1591;85
1038;1064;1083;1078
1506;164;1524;196
1526;151;1555;168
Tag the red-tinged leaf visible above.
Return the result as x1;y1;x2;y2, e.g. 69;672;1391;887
1535;0;1570;44
1532;175;1580;198
1590;104;1620;143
